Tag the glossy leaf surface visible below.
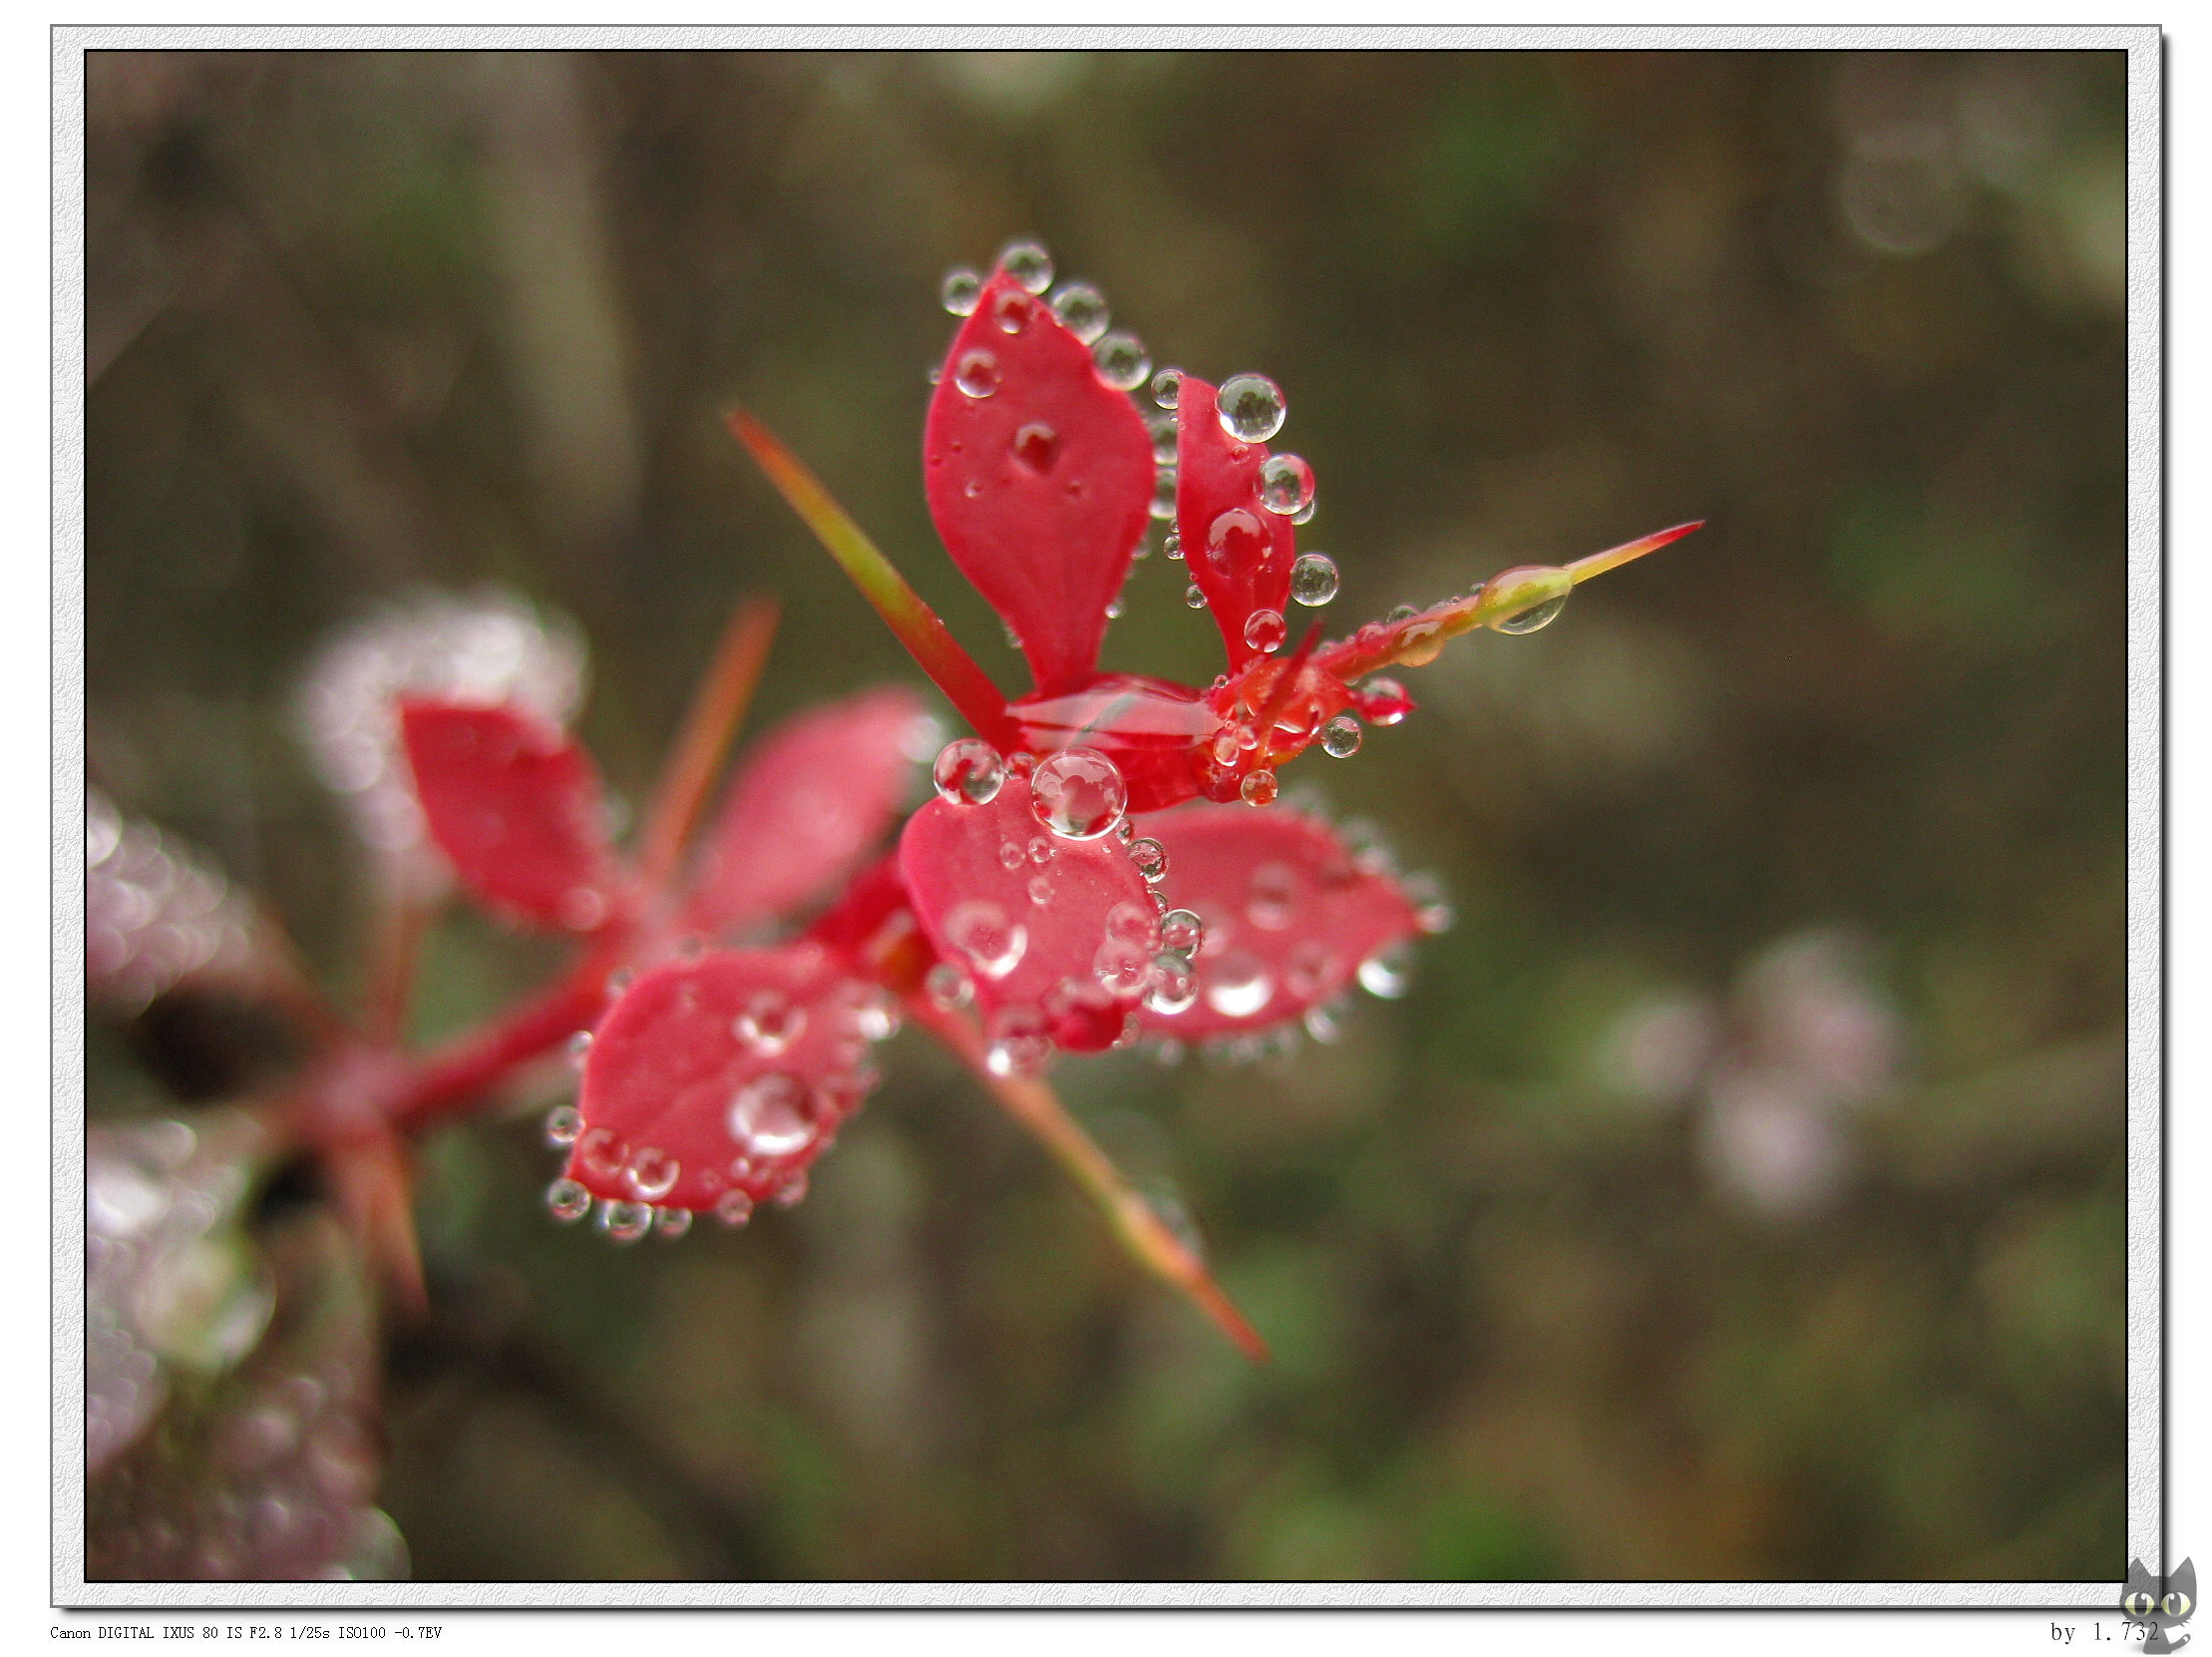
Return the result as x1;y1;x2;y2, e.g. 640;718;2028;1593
1175;375;1297;671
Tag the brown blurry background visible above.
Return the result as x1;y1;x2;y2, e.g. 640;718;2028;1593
83;49;2128;1580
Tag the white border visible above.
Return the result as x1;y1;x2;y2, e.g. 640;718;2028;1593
51;23;2162;1613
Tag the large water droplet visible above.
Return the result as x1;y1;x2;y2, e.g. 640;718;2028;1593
546;1178;591;1223
1145;955;1198;1015
940;267;981;315
599;1200;653;1244
932;737;1006;805
1012;422;1059;473
1240;768;1280;806
1320;713;1363;757
1257;453;1314;516
999;240;1053;294
984;1006;1052;1077
733;991;807;1057
1357;942;1415;999
1093;331;1151;391
1029;748;1127;840
1206;953;1275;1019
1049;282;1109;343
625;1147;679;1201
946;900;1028;980
1216;373;1287;443
1184;583;1208;609
1283;557;1337;614
1152;366;1183;410
1244;609;1288;654
1205;508;1266;577
953;349;1000;398
1159;908;1206;958
1128;837;1169;883
1359;676;1412;726
544;1104;581;1148
1396;620;1445;666
728;1071;815;1157
1482;566;1573;633
1163;531;1184;562
924;961;974;1010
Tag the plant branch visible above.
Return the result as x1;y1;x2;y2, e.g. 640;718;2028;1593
634;594;780;893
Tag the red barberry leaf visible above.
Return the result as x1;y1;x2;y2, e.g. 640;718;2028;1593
899;776;1156;1054
399;700;623;933
1137;802;1419;1040
680;685;925;937
1175;374;1298;673
568;947;890;1213
923;268;1155;696
805;852;933;993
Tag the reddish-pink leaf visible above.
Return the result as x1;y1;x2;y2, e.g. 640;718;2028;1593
899;776;1157;1055
1175;374;1298;672
399;699;623;933
680;685;925;937
923;268;1155;696
1137;802;1419;1041
568;947;890;1213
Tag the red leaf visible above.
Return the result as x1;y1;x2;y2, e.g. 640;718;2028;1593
680;685;925;937
1137;802;1419;1040
899;775;1157;1055
569;947;889;1213
1009;672;1221;815
1175;375;1297;672
399;700;622;932
923;269;1155;696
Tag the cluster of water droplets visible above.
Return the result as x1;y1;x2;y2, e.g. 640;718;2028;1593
292;589;584;873
86;790;265;1015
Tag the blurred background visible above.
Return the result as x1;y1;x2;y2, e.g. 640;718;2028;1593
82;49;2128;1581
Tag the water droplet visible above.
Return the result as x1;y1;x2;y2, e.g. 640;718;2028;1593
1240;768;1280;806
1093;937;1153;999
1482;565;1573;633
1291;498;1317;526
565;1031;593;1068
1285;940;1338;1001
1002;621;1024;650
1008;751;1037;776
932;737;1006;805
1205;508;1266;577
599;1200;653;1244
714;1188;754;1228
997;840;1025;872
1116;818;1136;842
1386;604;1420;625
1320;713;1363;757
1151;465;1178;520
1027;874;1054;907
953;349;1000;398
1357;942;1415;999
845;984;900;1041
1093;331;1150;391
984;1006;1052;1077
990;287;1034;335
1152;366;1183;410
728;1071;815;1157
1027;835;1054;865
545;1104;582;1147
1359;677;1412;726
576;1125;626;1180
1402;871;1455;934
1147;415;1179;464
1206;953;1275;1019
940;266;981;314
733;991;807;1057
773;1172;811;1209
1247;862;1298;930
607;968;634;995
924;961;974;1010
1048;281;1109;343
1029;748;1127;840
1163;531;1184;562
1144;955;1198;1015
1257;453;1314;516
1011;422;1059;473
1302;1004;1343;1043
1128;837;1169;882
1396;620;1445;666
946;900;1028;979
1159;908;1206;958
559;886;607;931
1244;609;1288;654
655;1207;692;1240
1289;553;1340;609
1105;594;1125;620
626;1147;679;1201
999;239;1053;293
546;1179;591;1223
1216;373;1287;443
1106;899;1160;947
1184;583;1208;609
